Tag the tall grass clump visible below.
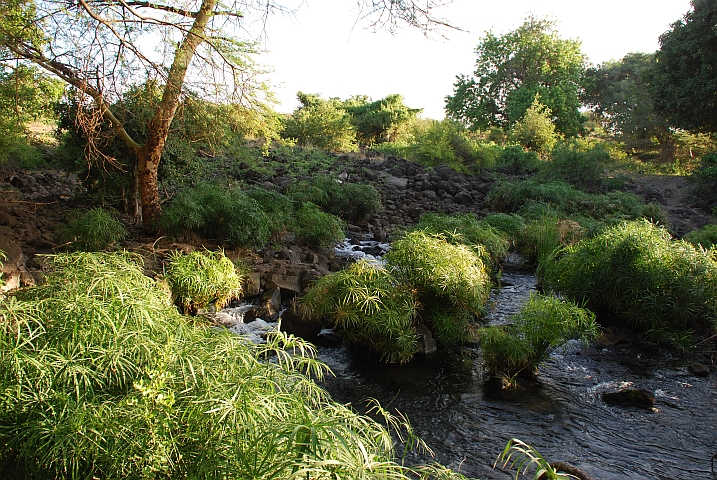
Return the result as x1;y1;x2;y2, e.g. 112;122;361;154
288;175;382;224
0;251;471;479
292;202;347;247
301;261;419;363
386;231;492;345
480;293;599;379
543;220;717;343
489;178;655;224
684;224;717;249
164;249;243;313
161;181;271;248
412;212;509;268
60;206;128;250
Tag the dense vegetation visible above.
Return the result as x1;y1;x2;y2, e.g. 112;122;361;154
1;0;716;475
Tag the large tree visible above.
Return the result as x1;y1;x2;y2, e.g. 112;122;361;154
0;0;452;231
445;16;587;137
649;0;717;133
585;52;676;161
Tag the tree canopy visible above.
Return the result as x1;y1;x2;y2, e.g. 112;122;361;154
649;0;717;133
0;0;452;231
445;16;587;137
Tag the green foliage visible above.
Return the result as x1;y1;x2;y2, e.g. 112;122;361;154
281;92;358;152
301;261;419;363
480;293;599;378
684;224;717;249
303;232;492;360
344;94;421;145
405;119;501;171
509;96;559;155
59;206;129;251
412;212;509;268
161;181;271;248
0;251;468;478
496;145;541;174
292;202;347;248
496;438;577;480
543;220;717;342
288;175;382;224
489;179;647;221
518;217;581;268
546;140;610;190
446;16;586;137
386;231;492;345
649;0;717;133
245;185;295;239
481;213;526;245
164;249;243;313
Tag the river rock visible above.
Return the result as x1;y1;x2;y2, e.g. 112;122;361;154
244;287;281;322
415;324;437;355
0;235;24;291
279;305;321;341
602;388;655;409
687;363;711;377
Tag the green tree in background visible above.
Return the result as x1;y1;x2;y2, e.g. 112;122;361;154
585;52;676;161
649;0;717;133
344;93;421;145
445;16;587;137
282;92;358;151
0;0;452;232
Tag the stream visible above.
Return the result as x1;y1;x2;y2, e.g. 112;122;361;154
313;269;717;480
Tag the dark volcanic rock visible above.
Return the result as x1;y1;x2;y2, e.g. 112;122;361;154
602;388;655;409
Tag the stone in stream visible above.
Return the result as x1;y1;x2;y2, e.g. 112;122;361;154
602;388;655;409
687;363;711;377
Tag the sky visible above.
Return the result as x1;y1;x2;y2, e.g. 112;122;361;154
252;0;693;119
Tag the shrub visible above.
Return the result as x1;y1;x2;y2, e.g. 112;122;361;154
301;260;419;363
518;216;584;268
480;293;599;378
509;97;559;155
685;224;717;249
412;212;509;268
1;252;469;478
489;179;645;221
281;93;358;152
385;231;491;344
547;141;609;190
292;202;346;247
288;176;382;224
543;220;717;343
60;206;128;251
496;145;541;174
161;181;271;248
481;213;526;246
245;186;294;239
164;249;243;313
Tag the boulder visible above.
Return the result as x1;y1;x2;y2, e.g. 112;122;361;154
602;388;655;409
279;305;321;341
0;235;24;291
244;287;281;322
687;363;711;377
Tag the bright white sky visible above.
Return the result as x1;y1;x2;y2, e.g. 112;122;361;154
253;0;692;119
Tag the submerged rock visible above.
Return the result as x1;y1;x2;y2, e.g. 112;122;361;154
687;363;711;377
602;388;655;409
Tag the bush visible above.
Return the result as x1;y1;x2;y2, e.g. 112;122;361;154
385;231;491;345
480;293;599;378
164;249;243;313
60;206;128;251
495;145;541;174
301;261;419;363
481;213;526;246
518;216;584;268
246;186;295;239
161;182;271;248
292;202;346;247
685;224;717;249
288;175;382;224
281;93;358;152
547;141;609;190
1;252;468;478
543;220;717;343
509;97;559;155
412;212;509;268
489;179;646;221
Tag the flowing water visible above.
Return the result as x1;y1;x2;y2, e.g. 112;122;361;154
314;269;717;480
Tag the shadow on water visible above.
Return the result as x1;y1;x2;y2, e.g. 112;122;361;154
316;270;717;480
